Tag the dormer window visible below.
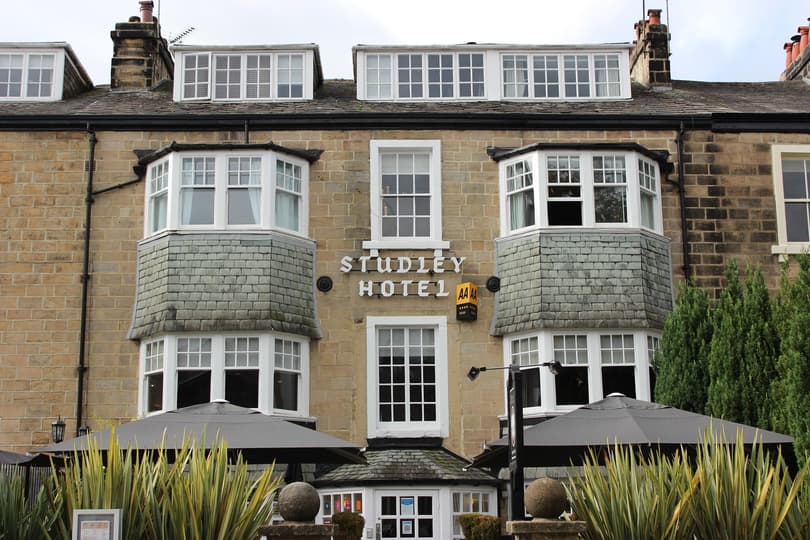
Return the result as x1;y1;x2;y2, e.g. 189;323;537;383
355;45;630;102
0;44;91;101
172;45;320;102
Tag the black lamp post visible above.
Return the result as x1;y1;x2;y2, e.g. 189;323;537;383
467;361;562;521
51;416;66;443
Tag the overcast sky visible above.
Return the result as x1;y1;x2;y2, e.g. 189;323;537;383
4;0;808;85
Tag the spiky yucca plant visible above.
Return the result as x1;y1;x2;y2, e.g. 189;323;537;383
567;434;809;540
0;475;60;540
47;431;281;540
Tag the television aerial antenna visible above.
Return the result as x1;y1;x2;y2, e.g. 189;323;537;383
169;27;196;44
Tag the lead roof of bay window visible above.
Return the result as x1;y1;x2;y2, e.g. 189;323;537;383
488;142;672;170
170;44;323;102
353;43;633;102
134;141;324;169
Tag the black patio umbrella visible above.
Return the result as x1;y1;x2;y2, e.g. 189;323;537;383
36;401;364;465
471;394;795;469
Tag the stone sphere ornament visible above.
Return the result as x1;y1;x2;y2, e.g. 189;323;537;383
278;481;321;522
525;477;568;519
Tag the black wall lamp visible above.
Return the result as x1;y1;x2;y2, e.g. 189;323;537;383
51;416;66;443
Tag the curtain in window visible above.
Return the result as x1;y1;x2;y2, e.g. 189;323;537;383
275;191;299;231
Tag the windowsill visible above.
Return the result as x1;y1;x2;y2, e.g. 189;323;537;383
771;244;810;257
496;226;666;243
362;239;450;257
370;425;446;439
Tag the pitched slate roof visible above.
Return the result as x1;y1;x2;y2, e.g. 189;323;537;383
1;79;810;131
312;447;499;487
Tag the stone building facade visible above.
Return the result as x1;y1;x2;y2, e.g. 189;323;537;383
2;3;810;537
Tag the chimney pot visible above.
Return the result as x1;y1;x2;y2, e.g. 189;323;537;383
647;9;662;25
139;0;154;23
785;42;795;67
799;26;809;54
792;34;801;63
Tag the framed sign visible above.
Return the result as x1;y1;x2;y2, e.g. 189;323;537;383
72;509;121;540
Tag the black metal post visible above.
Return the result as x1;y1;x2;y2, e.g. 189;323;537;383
507;365;525;521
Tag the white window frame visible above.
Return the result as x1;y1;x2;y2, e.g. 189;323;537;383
173;49;313;102
500;51;629;100
366;316;448;438
498;149;663;236
143;149;309;238
138;333;310;417
365;140;448;253
503;329;657;415
451;490;496;540
771;145;810;254
359;51;487;101
0;49;64;101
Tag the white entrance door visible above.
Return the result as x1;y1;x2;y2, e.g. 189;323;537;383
377;490;439;540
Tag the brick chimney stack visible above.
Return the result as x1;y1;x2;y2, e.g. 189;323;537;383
630;9;671;90
110;0;173;90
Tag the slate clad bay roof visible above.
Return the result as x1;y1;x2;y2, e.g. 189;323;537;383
2;79;810;130
313;447;498;486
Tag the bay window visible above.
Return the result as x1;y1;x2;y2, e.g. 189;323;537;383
139;333;309;416
143;147;310;238
505;329;658;414
497;146;664;235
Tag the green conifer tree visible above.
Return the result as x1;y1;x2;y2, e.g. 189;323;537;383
655;280;712;414
739;265;778;429
706;260;744;421
772;254;810;460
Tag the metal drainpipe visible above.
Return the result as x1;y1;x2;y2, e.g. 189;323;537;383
76;127;97;436
676;122;693;281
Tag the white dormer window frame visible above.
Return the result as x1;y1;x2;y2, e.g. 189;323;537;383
500;51;628;100
144;149;310;239
173;49;314;102
355;46;630;102
0;49;65;102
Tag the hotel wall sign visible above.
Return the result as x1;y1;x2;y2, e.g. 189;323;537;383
340;255;465;298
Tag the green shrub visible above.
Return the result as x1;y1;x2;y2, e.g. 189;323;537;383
331;511;365;539
457;513;499;540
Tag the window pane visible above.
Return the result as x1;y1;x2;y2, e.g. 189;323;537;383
503;54;529;98
555;366;589;405
785;202;810;242
782;159;809;199
226;369;259;408
274;370;299;410
602;365;636;397
533;55;560;98
146;372;163;412
180;188;215;225
229;188;260;225
177;370;211;408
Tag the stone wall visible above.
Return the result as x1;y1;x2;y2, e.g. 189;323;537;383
0;126;802;456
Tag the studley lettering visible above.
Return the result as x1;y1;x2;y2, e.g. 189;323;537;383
339;255;466;298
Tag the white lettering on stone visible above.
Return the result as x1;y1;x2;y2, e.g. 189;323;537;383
340;256;353;273
433;256;445;273
359;280;374;297
450;256;465;273
435;279;449;297
416;257;430;273
417;280;430;297
396;257;412;273
376;257;392;273
380;280;395;297
401;280;413;296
